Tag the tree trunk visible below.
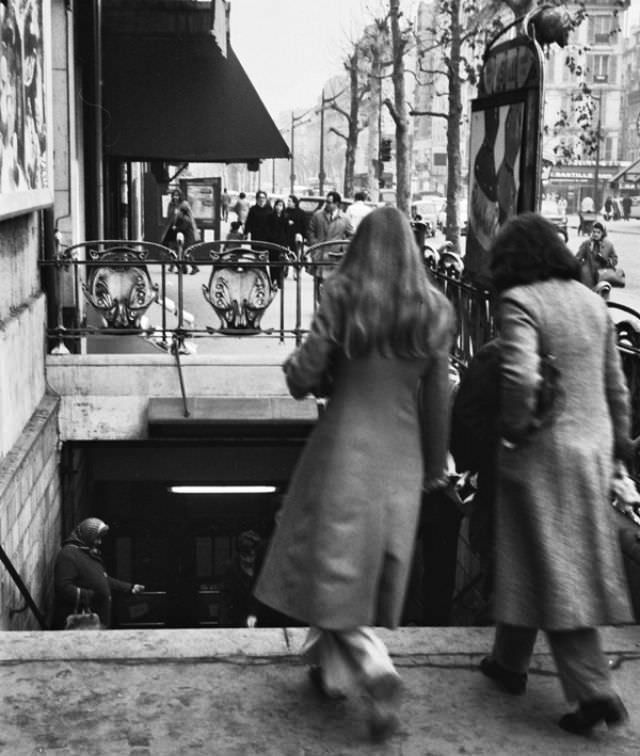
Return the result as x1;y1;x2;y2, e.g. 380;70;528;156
343;55;360;198
445;0;463;252
368;52;382;203
390;0;411;216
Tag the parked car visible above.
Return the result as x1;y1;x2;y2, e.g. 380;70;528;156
540;198;568;242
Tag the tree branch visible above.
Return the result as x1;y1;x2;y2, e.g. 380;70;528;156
409;109;448;121
329;126;348;142
383;97;400;126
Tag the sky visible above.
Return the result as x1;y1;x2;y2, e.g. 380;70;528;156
228;0;377;118
229;0;640;119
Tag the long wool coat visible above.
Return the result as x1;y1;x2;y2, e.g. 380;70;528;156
254;290;454;630
494;279;633;630
53;545;133;629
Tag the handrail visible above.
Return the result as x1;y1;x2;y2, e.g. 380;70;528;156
0;543;48;629
40;237;349;352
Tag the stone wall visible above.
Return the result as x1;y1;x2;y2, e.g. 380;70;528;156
0;396;61;630
0;215;47;460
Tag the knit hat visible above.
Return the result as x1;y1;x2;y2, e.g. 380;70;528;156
76;518;110;547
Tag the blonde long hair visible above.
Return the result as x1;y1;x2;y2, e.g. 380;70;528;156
321;206;449;358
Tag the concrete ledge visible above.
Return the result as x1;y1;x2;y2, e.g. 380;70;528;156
1;625;638;663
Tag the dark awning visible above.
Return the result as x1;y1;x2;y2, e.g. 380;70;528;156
101;2;290;163
609;157;640;187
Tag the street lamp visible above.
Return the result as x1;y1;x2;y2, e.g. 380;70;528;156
318;88;327;195
288;108;312;195
591;84;605;210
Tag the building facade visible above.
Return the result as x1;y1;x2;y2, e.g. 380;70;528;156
0;0;292;631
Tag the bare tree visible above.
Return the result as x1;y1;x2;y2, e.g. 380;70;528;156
410;0;508;250
328;47;370;198
384;0;413;214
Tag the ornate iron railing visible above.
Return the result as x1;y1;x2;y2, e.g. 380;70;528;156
41;237;354;355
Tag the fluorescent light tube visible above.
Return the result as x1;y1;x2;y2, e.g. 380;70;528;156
169;485;277;494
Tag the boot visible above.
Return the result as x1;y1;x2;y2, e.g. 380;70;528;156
480;656;527;695
558;695;629;736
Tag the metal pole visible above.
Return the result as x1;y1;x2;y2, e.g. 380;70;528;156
319;89;326;195
272;159;276;194
593;96;601;211
290;111;295;195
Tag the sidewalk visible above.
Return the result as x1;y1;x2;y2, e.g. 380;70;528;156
1;626;639;755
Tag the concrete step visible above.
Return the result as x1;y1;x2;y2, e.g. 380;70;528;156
1;626;639;754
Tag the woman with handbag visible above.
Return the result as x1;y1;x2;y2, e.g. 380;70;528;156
53;518;145;629
254;207;454;740
575;221;624;289
481;212;633;736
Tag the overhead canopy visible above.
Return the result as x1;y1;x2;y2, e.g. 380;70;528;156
101;1;290;163
609;157;640;188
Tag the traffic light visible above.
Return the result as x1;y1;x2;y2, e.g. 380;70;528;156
380;138;392;162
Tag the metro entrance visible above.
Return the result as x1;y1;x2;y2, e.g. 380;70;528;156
59;429;311;628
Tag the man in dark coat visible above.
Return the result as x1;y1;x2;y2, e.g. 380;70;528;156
244;190;273;250
53;518;144;629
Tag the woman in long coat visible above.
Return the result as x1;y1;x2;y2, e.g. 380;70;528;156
53;518;145;629
481;213;633;735
254;206;454;740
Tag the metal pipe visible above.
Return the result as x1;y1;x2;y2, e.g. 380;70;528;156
0;543;48;629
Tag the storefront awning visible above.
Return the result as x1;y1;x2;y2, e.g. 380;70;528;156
101;3;290;163
609;157;640;187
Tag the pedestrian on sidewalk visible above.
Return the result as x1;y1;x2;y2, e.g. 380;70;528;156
306;191;353;302
232;191;250;228
221;187;230;222
244;190;273;251
266;198;289;288
53;518;145;629
480;212;633;736
254;206;454;740
575;221;623;289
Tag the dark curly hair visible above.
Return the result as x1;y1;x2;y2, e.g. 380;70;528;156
490;212;580;293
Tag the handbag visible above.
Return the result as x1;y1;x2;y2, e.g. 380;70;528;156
504;299;562;434
597;267;626;288
64;587;102;630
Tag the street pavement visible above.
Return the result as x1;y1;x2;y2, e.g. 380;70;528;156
566;215;640;314
1;626;639;755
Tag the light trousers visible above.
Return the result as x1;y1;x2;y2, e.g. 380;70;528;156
302;626;398;695
492;622;617;703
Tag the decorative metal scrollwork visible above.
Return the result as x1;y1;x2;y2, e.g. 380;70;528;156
202;249;276;333
82;247;160;328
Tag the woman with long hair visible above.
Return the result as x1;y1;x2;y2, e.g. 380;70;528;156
266;198;289;287
481;212;632;736
254;207;454;740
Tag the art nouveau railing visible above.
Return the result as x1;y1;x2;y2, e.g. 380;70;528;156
42;236;351;355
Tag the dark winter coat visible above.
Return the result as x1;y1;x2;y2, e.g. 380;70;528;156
285;207;308;251
494;279;633;630
244;203;273;245
254;288;454;630
53;544;132;629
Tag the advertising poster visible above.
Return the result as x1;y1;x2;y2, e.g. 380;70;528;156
0;0;52;220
